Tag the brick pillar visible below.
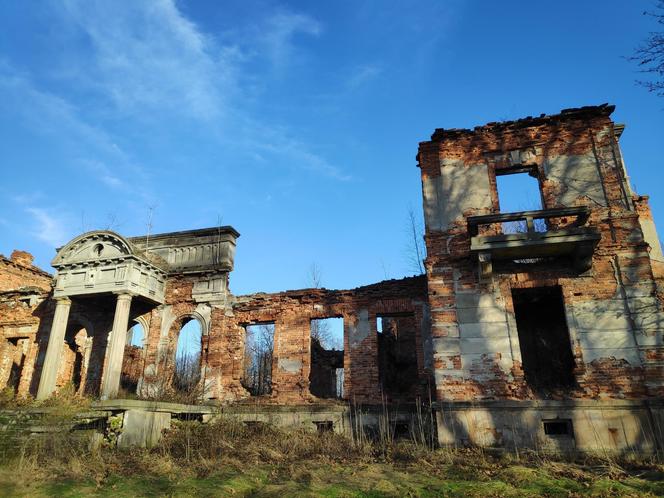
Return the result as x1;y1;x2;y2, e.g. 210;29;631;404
36;297;72;400
100;293;133;399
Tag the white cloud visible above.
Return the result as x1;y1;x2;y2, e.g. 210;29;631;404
236;116;351;180
0;61;151;195
259;11;322;71
2;3;347;185
78;159;125;190
61;0;238;120
26;208;69;247
347;64;382;89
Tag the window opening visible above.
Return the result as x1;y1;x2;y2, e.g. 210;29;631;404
121;322;145;393
242;323;274;396
5;338;27;394
496;169;545;233
127;323;145;348
314;421;334;433
512;287;575;392
376;314;419;398
174;318;203;392
543;419;573;437
309;317;344;399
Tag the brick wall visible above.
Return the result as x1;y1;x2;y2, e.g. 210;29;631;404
0;252;53;397
418;104;664;401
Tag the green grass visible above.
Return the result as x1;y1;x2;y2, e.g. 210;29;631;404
2;410;663;497
2;461;663;497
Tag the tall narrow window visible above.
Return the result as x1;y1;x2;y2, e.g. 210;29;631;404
5;338;27;394
242;323;275;396
512;286;575;391
376;314;419;398
121;322;145;393
174;319;202;392
310;317;344;399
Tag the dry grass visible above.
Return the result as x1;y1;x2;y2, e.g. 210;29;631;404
1;397;664;496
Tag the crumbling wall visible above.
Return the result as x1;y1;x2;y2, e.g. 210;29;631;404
0;252;53;397
418;105;664;401
309;338;343;398
135;275;429;404
121;345;144;393
138;275;247;401
228;276;430;404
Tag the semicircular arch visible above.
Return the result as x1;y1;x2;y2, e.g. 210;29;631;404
52;230;134;267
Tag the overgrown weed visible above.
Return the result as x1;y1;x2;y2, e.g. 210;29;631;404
1;405;663;495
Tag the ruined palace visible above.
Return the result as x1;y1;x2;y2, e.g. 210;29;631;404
2;104;663;451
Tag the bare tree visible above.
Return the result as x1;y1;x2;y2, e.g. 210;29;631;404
173;351;201;392
307;262;323;289
145;205;156;250
631;1;664;98
306;263;336;348
242;324;274;395
405;206;426;275
103;212;122;231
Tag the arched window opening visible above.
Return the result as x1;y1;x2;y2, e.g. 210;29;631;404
173;318;203;392
127;323;145;348
121;322;146;394
242;323;274;396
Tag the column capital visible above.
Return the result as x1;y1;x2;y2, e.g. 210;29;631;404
113;292;135;301
54;296;72;305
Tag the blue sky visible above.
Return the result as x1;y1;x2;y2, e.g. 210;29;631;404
1;1;663;295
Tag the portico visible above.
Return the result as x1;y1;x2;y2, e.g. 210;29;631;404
36;231;166;400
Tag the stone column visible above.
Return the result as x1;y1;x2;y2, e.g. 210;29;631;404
100;293;133;399
36;297;72;400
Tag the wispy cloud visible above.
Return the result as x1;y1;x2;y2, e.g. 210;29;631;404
25;208;70;248
78;159;126;190
259;10;322;71
347;64;382;89
55;1;343;180
61;0;238;121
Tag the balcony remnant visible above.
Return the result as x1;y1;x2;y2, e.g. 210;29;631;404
467;206;600;278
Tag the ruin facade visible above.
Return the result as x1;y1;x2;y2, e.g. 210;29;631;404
2;104;663;451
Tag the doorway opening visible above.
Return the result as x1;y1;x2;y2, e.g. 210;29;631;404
512;286;575;391
173;318;203;392
242;323;275;396
309;317;344;399
376;314;419;398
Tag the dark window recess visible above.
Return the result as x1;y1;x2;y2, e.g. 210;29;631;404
543;419;573;436
512;286;576;391
309;318;344;399
377;314;419;398
393;422;411;440
315;421;334;433
6;338;25;393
